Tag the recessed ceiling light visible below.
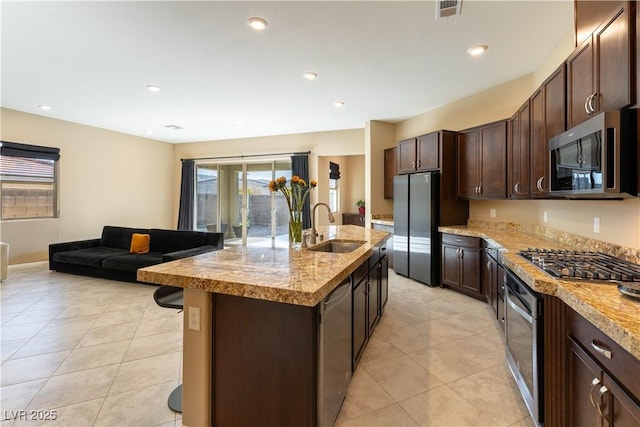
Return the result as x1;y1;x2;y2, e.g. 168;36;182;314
38;104;52;111
146;84;160;93
248;17;268;31
146;130;153;135
303;72;318;81
333;101;345;108
467;45;488;56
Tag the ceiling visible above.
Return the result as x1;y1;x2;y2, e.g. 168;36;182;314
1;1;574;144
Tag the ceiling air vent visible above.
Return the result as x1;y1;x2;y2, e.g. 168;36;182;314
436;0;462;19
163;124;184;130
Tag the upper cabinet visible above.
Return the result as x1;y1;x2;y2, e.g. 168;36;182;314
383;147;396;199
567;2;635;128
396;132;440;174
508;101;531;199
530;64;566;197
457;120;508;199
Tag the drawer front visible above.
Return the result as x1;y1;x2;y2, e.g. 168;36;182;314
441;233;481;248
352;260;369;286
567;308;640;400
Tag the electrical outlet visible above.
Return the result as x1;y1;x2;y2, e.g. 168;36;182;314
543;211;548;223
490;208;496;218
188;306;200;331
593;217;600;233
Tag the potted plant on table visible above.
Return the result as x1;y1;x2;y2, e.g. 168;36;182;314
356;200;365;216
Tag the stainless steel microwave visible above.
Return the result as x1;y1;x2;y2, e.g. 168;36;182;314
548;110;638;198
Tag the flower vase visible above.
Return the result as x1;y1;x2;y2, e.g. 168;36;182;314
289;218;303;250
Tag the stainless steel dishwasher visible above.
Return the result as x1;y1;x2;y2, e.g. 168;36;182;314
318;277;352;427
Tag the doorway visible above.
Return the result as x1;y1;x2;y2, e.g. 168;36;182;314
195;159;292;248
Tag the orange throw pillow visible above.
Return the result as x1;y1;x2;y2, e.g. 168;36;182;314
130;233;150;254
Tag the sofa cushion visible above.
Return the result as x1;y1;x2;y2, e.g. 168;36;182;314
130;233;151;254
102;252;164;272
52;247;130;267
101;226;149;249
149;229;205;253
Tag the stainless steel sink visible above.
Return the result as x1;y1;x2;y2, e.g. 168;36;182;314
307;239;365;253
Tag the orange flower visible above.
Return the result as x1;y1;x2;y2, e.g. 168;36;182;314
291;175;300;184
310;180;317;187
276;176;287;185
298;178;307;187
268;180;276;191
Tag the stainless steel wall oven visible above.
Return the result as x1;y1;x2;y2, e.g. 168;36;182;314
504;268;544;427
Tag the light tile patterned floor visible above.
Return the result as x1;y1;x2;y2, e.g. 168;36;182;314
1;262;533;426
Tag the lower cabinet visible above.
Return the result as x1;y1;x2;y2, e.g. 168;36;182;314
352;241;388;369
483;243;505;330
441;233;483;299
565;307;640;426
342;213;365;227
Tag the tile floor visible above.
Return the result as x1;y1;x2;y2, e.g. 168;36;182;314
1;262;532;426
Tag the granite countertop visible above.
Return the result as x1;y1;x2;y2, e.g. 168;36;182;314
439;224;640;360
371;214;393;227
138;225;390;307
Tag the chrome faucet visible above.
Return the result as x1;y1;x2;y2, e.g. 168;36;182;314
304;202;336;247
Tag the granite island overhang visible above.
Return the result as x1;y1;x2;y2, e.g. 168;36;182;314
137;225;391;427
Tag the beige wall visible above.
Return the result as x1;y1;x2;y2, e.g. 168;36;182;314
316;155;364;225
365;120;396;225
1;108;175;264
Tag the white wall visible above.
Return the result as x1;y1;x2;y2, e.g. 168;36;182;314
1;108;175;264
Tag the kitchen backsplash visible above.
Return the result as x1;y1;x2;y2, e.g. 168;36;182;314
467;219;640;265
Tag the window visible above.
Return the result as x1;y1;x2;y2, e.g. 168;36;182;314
0;141;60;220
329;178;339;213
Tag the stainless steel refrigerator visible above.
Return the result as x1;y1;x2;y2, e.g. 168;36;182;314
393;172;440;286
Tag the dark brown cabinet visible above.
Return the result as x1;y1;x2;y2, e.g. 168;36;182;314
384;147;396;199
566;307;640;427
567;2;634;128
352;242;388;369
483;244;505;330
530;64;566;197
396;132;440;174
508;101;531;199
342;213;364;227
352;275;367;368
441;233;483;299
457;120;508;199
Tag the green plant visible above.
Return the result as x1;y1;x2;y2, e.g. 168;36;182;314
356;200;365;208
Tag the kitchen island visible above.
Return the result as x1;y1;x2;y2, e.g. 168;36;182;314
138;225;390;427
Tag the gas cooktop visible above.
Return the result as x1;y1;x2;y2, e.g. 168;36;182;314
519;248;640;283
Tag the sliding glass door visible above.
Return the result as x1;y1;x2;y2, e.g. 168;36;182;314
195;159;291;248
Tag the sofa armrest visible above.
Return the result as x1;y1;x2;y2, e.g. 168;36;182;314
162;245;220;262
49;238;101;270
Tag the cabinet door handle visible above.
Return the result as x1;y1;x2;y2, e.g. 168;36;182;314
588;92;598;114
487;261;492;272
585;93;596;114
590;340;613;359
478;185;482;195
589;378;601;409
596;385;609;422
514;182;520;193
417;160;421;168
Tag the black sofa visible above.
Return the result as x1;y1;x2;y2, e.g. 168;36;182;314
49;225;224;282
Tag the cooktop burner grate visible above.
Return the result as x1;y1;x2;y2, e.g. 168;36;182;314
519;248;640;283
